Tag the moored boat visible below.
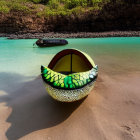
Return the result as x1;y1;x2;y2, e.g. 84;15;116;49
36;39;68;47
41;49;98;102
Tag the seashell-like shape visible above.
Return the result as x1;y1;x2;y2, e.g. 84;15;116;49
41;49;98;102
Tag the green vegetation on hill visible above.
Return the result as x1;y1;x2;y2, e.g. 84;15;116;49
0;0;139;33
0;0;136;16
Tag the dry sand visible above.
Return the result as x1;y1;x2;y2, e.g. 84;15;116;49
0;57;140;140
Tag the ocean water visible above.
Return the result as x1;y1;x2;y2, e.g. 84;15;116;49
0;37;140;85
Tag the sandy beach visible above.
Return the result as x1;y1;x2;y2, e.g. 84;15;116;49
0;0;139;139
0;60;140;140
0;37;140;140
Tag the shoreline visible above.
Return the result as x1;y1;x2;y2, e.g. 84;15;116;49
0;31;140;39
0;37;140;140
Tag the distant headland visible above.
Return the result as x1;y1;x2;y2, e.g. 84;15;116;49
0;0;139;37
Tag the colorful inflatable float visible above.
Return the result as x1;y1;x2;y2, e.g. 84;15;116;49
41;49;98;102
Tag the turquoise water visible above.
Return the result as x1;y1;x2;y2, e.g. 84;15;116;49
0;37;140;140
0;37;140;84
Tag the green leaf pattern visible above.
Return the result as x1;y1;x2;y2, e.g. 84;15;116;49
41;65;98;89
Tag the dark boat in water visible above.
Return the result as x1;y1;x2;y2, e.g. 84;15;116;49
35;39;68;47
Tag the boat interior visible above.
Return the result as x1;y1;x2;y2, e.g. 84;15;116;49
48;49;94;75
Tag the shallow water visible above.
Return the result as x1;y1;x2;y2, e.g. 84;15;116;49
0;37;140;82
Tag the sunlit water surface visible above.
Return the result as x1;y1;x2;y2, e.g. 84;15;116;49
0;37;140;88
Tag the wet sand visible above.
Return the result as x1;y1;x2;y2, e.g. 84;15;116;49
0;36;140;140
0;55;140;140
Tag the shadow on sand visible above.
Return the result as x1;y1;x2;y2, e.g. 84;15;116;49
0;72;85;140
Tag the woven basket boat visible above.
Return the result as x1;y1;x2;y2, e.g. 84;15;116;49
41;49;98;102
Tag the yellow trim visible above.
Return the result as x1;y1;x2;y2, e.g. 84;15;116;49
77;49;95;67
